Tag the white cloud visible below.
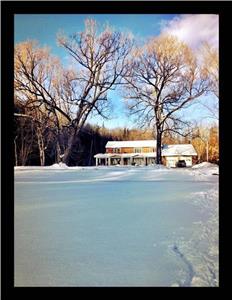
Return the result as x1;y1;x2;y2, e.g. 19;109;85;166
161;14;219;49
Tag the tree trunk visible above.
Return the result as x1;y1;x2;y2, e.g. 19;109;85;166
62;137;74;166
20;138;29;166
14;137;18;166
56;140;61;164
88;138;94;166
39;144;45;166
156;129;162;164
63;128;79;166
36;130;45;166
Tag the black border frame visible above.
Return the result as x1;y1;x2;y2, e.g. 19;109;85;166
1;1;231;298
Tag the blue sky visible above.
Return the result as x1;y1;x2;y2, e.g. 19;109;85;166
14;14;175;61
14;14;218;129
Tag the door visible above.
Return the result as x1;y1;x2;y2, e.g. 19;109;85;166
166;157;177;168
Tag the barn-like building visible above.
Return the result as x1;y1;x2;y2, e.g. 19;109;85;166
94;140;197;167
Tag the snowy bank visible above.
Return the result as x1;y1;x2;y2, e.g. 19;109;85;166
15;163;83;171
48;163;69;169
14;164;169;172
191;162;219;176
192;162;218;169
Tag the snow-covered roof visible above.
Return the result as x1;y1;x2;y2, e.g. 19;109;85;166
105;140;156;148
95;143;197;158
94;153;156;158
94;153;109;158
162;144;197;156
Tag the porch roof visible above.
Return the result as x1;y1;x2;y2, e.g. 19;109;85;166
94;153;156;159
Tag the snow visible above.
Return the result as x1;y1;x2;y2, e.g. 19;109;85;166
162;144;197;156
96;142;197;159
192;161;219;173
94;152;157;158
14;165;218;287
49;162;68;169
15;163;82;171
192;162;218;170
48;162;69;169
191;162;219;177
106;140;156;148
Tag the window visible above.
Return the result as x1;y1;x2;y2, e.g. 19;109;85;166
113;148;120;153
134;148;142;153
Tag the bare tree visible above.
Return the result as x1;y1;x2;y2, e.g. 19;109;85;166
199;43;219;120
27;104;54;166
201;43;219;99
124;35;210;164
14;40;72;164
14;94;56;166
14;19;133;166
14;113;35;166
57;19;133;164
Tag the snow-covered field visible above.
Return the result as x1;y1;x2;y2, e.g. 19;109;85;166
14;163;219;287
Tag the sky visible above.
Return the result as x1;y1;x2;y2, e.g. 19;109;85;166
14;14;219;129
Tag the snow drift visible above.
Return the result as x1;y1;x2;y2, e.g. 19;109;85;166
192;162;218;169
192;162;219;176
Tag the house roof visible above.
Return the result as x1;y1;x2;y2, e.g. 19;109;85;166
94;143;197;158
94;153;156;158
162;144;197;156
105;140;156;148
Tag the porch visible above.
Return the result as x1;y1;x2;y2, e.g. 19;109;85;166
94;153;156;166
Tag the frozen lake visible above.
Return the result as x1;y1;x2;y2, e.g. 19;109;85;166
14;166;219;287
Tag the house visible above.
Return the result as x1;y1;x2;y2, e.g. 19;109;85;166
94;140;197;167
97;140;156;166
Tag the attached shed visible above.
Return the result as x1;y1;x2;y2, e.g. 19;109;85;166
162;144;198;167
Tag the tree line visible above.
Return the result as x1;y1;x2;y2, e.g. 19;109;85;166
14;103;219;166
14;18;218;166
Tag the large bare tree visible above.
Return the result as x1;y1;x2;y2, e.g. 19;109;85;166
57;19;133;164
124;35;210;164
14;19;133;165
14;40;72;164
